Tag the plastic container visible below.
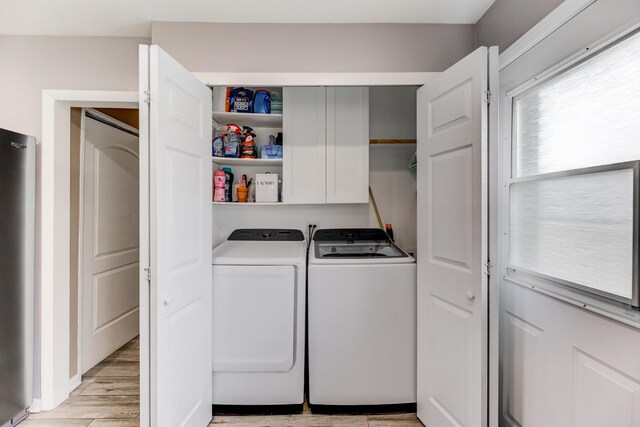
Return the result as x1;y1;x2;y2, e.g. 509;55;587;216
229;88;254;113
253;90;271;114
223;124;242;158
212;136;224;157
270;90;283;114
237;186;249;203
213;170;226;202
223;167;234;202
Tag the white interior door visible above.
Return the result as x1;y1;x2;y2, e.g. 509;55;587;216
416;46;497;427
140;45;213;427
81;111;139;373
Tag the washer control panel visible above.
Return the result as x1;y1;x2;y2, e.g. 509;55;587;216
227;228;304;241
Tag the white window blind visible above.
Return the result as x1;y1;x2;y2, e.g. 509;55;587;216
514;31;640;177
510;169;634;300
509;30;640;306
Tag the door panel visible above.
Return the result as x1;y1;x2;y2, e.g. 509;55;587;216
417;46;496;427
502;313;542;427
430;297;471;425
326;87;369;204
572;350;640;427
93;263;139;330
282;87;327;204
81;114;139;373
141;45;213;427
212;266;295;372
429;146;473;271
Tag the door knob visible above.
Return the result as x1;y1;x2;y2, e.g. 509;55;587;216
466;291;475;301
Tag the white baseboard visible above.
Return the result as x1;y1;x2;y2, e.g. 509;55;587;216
69;373;82;393
30;398;42;413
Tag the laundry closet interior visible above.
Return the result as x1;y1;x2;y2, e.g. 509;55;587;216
208;84;418;248
208;83;419;410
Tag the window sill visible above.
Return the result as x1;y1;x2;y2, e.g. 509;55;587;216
504;271;640;330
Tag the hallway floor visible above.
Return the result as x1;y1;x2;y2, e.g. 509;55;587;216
24;337;422;426
24;336;140;426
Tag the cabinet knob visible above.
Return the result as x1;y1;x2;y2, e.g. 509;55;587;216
163;297;172;306
466;291;475;301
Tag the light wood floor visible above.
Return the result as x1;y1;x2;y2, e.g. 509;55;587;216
25;337;423;426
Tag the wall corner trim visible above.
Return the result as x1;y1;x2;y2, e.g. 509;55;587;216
498;0;597;70
30;399;42;413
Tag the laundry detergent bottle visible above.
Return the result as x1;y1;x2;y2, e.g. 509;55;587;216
213;170;226;202
223;167;234;202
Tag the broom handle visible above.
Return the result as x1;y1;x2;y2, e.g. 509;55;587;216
369;186;384;229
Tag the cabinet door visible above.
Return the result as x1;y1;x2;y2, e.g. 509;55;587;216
326;87;369;203
282;87;326;204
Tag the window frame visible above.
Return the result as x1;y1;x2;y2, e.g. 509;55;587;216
505;29;640;309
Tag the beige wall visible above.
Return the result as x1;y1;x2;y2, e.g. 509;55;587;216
0;34;148;400
151;22;476;72
0;36;147;142
474;0;565;51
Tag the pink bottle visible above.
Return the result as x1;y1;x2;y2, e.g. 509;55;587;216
213;170;226;202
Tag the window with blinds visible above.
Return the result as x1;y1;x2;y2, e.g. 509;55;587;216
508;30;640;307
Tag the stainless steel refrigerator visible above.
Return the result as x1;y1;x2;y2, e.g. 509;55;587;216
0;128;35;427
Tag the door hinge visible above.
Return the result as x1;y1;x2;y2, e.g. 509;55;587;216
484;90;493;104
483;261;493;276
144;90;151;104
144;267;151;281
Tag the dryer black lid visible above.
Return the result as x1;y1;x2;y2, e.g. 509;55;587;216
227;229;305;241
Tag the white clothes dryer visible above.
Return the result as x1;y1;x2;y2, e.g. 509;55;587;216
211;229;306;408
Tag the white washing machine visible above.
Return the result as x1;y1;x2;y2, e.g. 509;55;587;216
308;228;417;407
211;229;306;407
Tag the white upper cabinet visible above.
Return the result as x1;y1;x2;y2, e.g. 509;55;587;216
326;87;369;203
282;87;326;204
283;86;369;204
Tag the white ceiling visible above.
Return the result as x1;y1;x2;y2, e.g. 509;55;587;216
0;0;496;38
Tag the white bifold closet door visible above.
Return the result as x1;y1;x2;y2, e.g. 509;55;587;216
416;46;497;427
139;45;213;427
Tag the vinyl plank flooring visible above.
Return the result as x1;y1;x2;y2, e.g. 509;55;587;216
79;377;139;396
104;338;139;362
28;335;424;427
28;396;139;420
20;419;92;426
104;348;139;362
211;414;369;426
87;420;140;426
83;360;139;378
210;412;423;426
70;378;97;397
366;413;423;426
